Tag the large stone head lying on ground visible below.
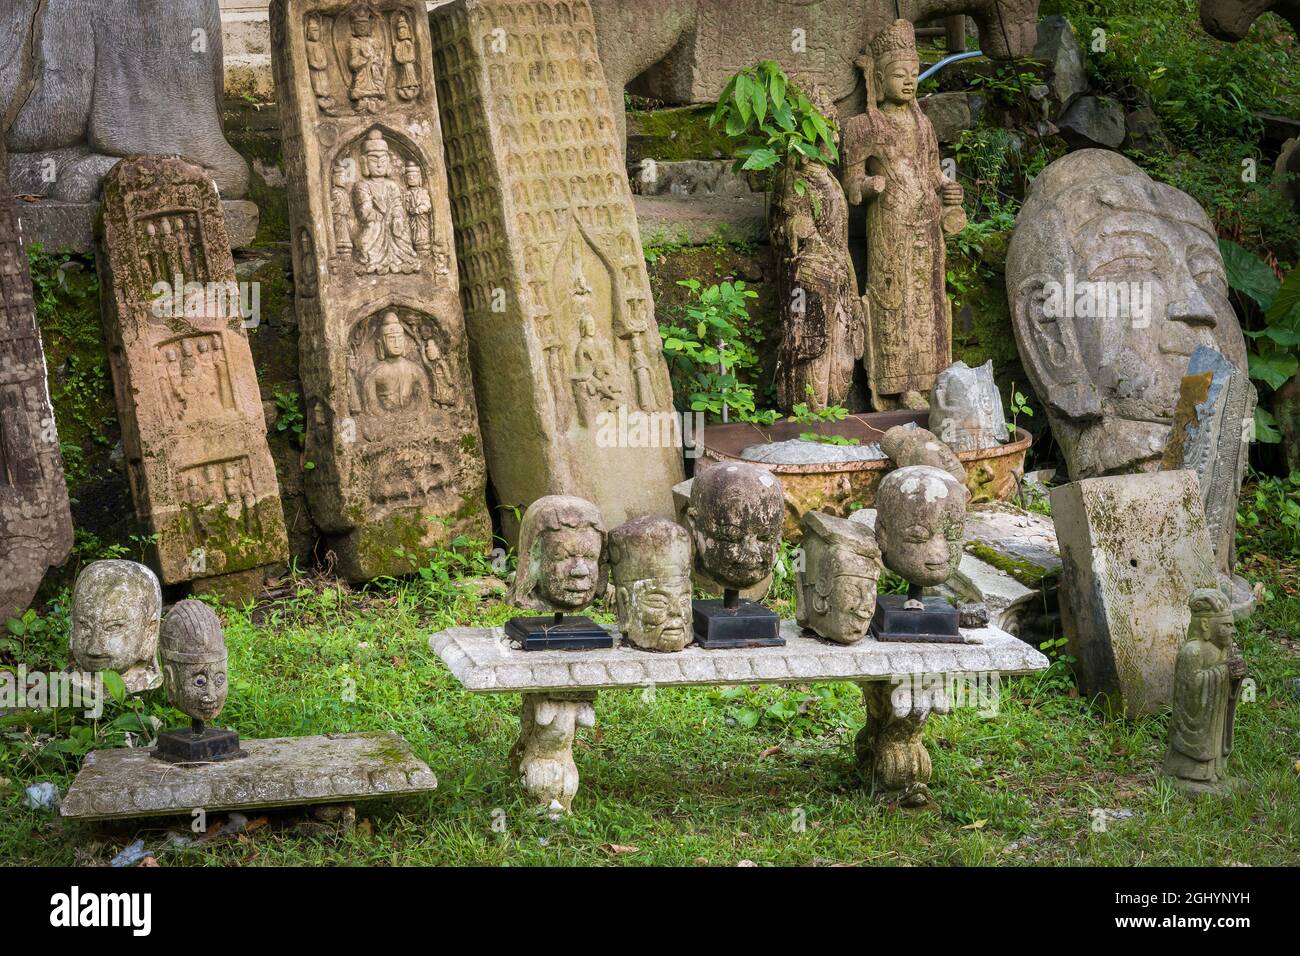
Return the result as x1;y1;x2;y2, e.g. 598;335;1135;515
1;0;248;201
1007;149;1248;480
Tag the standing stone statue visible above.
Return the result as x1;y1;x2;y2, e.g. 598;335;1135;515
686;463;785;647
96;156;288;598
271;0;490;582
607;516;693;652
68;561;161;694
429;0;683;544
930;360;1007;453
1161;346;1257;615
1162;588;1249;796
797;511;882;645
871;464;969;642
771;87;864;412
506;495;612;650
843;19;966;411
154;599;245;764
0;137;73;622
1007;149;1249;480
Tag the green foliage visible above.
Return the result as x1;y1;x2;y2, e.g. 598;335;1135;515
1237;471;1300;559
786;389;858;444
1006;386;1034;437
659;278;776;423
707;682;860;737
710;61;838;180
273;388;307;448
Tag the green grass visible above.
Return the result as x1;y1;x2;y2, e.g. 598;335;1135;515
2;540;1297;867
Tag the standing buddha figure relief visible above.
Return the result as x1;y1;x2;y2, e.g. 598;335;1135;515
843;19;966;411
305;12;336;113
392;10;421;101
352;131;421;275
348;3;388;114
567;250;622;428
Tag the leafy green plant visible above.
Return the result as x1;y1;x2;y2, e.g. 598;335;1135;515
660;279;775;423
273;388;307;448
1006;385;1034;437
1238;470;1300;559
787;389;858;444
707;682;859;737
709;60;838;189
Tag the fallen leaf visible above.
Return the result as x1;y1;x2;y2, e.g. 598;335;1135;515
245;816;269;833
358;819;373;838
602;843;639;855
737;859;757;867
960;819;987;830
694;856;709;865
759;746;781;759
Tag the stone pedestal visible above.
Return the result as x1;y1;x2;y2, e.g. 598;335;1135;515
856;679;951;810
508;691;597;813
270;0;490;580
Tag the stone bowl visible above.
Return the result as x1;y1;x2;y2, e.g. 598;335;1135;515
697;411;1032;540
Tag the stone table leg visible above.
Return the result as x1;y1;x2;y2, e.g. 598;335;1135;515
508;691;597;813
854;679;950;810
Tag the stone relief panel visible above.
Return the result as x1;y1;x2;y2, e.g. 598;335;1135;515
300;2;429;115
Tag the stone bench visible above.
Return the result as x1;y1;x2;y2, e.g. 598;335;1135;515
430;621;1049;812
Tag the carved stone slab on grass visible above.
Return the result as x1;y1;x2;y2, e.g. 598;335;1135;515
430;620;1048;694
270;0;490;580
60;732;436;821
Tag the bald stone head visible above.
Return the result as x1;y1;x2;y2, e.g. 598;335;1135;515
875;465;968;587
687;464;785;589
1007;149;1248;479
69;560;162;693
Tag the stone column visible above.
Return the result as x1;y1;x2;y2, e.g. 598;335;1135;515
270;0;491;582
508;691;597;813
96;156;288;596
429;0;683;544
0;138;74;620
855;679;950;810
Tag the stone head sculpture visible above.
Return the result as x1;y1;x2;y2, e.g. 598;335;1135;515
687;464;784;591
362;130;392;178
69;560;162;693
509;495;608;613
160;600;229;724
1007;149;1248;480
868;19;919;108
1188;586;1236;651
875;465;969;588
607;517;693;652
797;511;882;645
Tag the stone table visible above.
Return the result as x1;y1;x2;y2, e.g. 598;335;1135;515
430;621;1048;812
60;731;436;821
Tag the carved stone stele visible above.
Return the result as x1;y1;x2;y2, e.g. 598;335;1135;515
271;0;490;580
0;137;73;621
68;560;161;695
842;19;966;410
607;515;692;651
796;510;881;645
96;156;288;588
430;0;683;543
1007;149;1249;481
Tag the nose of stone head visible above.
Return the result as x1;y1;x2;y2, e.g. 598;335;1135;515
1167;289;1217;326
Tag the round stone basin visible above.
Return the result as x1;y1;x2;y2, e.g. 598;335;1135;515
697;411;1032;538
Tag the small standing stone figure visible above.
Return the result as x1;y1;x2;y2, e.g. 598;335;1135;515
392;10;420;101
353;131;421;275
305;12;336;113
797;510;882;645
154;600;246;763
1162;588;1250;795
331;160;354;256
870;464;969;642
403;162;434;256
770;86;865;412
607;516;693;652
686;464;786;647
68;561;162;694
347;3;388;114
843;19;966;411
506;495;612;650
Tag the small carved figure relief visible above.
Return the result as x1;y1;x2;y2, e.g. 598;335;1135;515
347;3;388;114
353;130;421;274
140;212;207;288
305;12;336;112
157;332;235;424
392;10;421;101
331;160;355;256
361;312;427;416
567;248;622;427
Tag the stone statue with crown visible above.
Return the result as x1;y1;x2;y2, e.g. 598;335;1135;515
843;19;966;411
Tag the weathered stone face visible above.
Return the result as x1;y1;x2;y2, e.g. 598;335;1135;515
687;463;784;590
160;600;229;723
930;360;1006;453
0;137;73;622
1161;346;1256;582
797;510;882;645
607;516;693;651
270;0;490;581
842;20;966;410
95;155;288;588
429;0;683;544
1007;149;1249;480
509;495;608;613
69;561;161;694
875;465;967;588
1051;471;1218;717
880;425;966;485
2;0;248;202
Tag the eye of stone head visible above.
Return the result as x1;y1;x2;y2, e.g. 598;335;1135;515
194;674;207;687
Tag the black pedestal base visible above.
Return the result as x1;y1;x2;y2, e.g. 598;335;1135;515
692;599;784;648
152;727;247;764
869;594;963;643
505;615;613;651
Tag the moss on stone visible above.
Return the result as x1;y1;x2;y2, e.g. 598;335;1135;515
626;106;736;163
966;541;1056;588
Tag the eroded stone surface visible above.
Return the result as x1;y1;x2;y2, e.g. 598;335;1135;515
9;200;260;256
880;425;966;484
796;510;882;645
930;360;1006;453
0;138;73;621
160;600;230;722
508;495;607;614
875;464;968;589
687;463;784;592
68;561;161;695
60;731;437;820
607;516;692;652
430;0;683;543
1051;471;1217;717
429;620;1049;693
95;155;287;586
270;0;489;580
